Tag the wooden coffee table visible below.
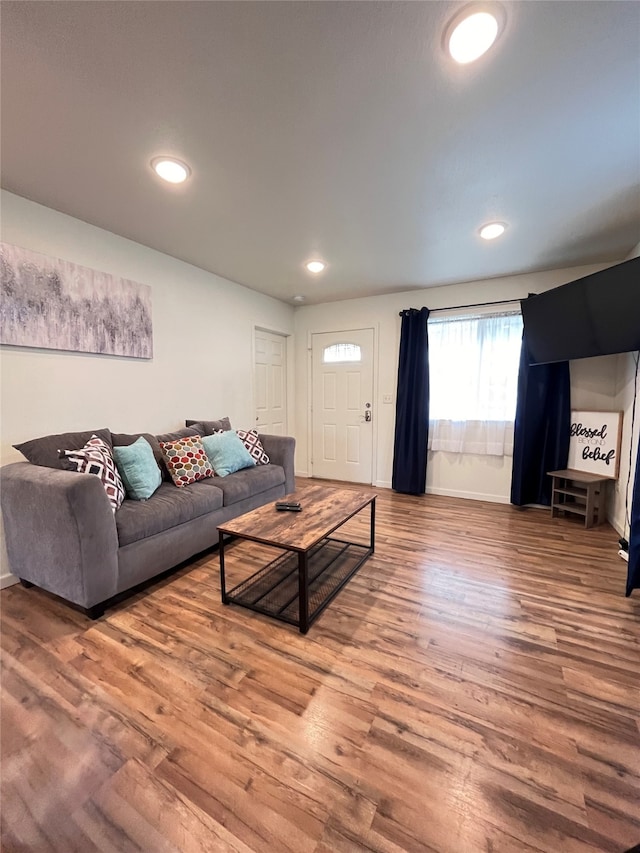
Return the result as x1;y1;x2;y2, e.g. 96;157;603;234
218;484;376;633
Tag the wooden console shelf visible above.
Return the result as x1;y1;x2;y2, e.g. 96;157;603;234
548;469;611;529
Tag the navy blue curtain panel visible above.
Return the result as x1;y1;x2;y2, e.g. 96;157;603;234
511;331;571;506
625;435;640;596
392;307;430;495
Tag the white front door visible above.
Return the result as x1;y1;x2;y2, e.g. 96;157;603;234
254;329;287;434
311;329;374;483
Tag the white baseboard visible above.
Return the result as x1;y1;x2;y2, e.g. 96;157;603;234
295;470;310;479
1;571;18;589
426;486;510;504
304;477;509;504
607;512;625;537
374;483;510;503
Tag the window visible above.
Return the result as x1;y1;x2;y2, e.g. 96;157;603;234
428;312;523;456
322;343;362;363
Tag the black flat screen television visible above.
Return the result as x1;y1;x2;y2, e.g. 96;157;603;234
521;257;640;364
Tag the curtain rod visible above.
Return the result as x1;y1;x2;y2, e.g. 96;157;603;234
399;297;523;317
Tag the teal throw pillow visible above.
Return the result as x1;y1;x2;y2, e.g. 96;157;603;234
113;436;162;500
201;430;256;477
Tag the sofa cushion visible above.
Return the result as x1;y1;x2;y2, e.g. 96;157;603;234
113;429;202;483
14;427;112;469
112;431;165;473
59;435;125;513
113;437;163;500
151;427;201;480
160;435;214;487
236;428;270;465
210;463;285;506
185;417;231;435
115;481;224;546
156;427;202;442
201;431;256;477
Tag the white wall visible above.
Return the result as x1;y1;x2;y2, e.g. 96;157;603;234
0;191;294;584
570;356;619;411
293;262;619;502
608;240;640;535
609;352;639;536
2;190;634;586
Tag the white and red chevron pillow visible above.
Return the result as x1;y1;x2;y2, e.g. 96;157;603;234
59;435;125;512
236;429;270;465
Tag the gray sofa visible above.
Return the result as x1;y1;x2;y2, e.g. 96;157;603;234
1;421;295;618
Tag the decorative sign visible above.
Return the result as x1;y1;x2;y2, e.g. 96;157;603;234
0;243;152;358
567;410;623;479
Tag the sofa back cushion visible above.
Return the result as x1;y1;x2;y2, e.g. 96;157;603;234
236;428;270;465
14;428;113;469
112;431;165;477
185;418;231;435
156;427;201;442
201;430;256;477
59;434;125;512
113;428;201;482
159;435;214;487
155;427;201;480
113;437;163;501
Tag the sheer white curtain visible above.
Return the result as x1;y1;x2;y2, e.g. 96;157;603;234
428;312;523;456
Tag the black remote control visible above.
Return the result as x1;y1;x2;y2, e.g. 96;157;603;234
275;501;302;511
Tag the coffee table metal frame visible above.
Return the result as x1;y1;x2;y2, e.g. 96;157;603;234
218;495;375;634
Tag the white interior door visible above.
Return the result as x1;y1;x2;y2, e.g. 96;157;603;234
254;329;287;434
311;329;374;483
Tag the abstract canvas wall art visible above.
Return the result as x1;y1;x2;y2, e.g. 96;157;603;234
0;243;153;358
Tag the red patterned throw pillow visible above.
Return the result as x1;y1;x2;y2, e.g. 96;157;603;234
59;435;125;513
159;435;214;487
236;428;270;465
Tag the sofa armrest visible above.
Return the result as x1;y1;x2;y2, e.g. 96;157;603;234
0;462;119;608
258;434;296;495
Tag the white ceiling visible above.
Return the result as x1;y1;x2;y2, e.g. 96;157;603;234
2;1;639;305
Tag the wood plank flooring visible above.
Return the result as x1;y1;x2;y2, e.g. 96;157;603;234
2;482;639;852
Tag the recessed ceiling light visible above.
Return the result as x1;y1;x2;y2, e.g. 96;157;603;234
479;221;507;240
445;5;503;64
305;260;326;274
293;295;306;303
151;157;191;184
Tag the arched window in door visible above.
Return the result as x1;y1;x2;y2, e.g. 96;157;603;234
322;343;362;364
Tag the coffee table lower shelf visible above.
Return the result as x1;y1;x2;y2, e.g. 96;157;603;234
222;537;371;632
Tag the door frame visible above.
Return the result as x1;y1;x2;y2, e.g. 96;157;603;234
307;324;379;485
251;322;294;435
